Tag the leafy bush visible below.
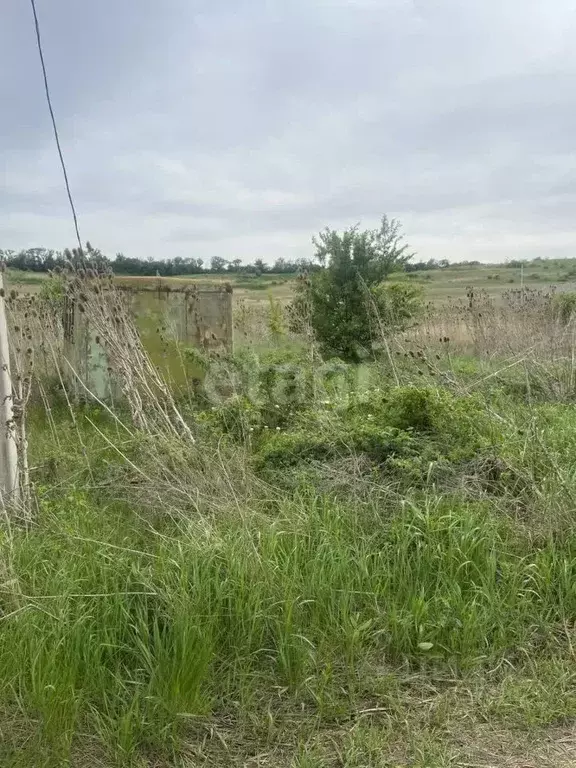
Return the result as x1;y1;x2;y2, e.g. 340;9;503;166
290;216;415;361
344;386;493;461
254;422;416;474
553;292;576;325
38;273;66;309
267;292;285;339
371;282;423;330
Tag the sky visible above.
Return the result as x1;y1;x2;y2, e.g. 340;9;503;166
1;0;576;265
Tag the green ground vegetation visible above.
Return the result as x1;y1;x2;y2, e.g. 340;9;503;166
4;256;576;766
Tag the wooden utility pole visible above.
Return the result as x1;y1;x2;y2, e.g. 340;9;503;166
0;268;19;508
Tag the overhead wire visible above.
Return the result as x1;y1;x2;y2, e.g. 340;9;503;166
29;0;83;252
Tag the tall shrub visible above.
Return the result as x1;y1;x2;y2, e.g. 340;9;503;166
291;215;415;361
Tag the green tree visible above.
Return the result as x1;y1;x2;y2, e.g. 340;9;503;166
253;258;267;276
228;258;243;272
291;215;415;361
210;256;228;272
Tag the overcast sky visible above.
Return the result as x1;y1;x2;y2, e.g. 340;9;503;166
2;0;576;264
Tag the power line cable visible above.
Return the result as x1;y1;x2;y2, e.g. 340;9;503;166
29;0;83;252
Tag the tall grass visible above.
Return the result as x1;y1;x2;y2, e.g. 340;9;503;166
3;472;576;763
5;278;576;765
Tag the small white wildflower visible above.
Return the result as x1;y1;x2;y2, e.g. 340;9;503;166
274;404;280;409
276;426;281;431
249;427;254;432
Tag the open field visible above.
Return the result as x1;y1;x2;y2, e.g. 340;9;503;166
400;261;576;302
9;257;576;305
103;258;576;304
3;261;576;765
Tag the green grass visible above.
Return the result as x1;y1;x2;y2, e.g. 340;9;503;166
391;259;576;303
4;385;576;765
5;269;48;293
4;478;576;765
6;265;576;764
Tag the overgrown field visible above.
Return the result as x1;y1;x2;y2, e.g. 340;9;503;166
4;268;576;766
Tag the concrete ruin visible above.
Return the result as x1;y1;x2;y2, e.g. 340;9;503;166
125;283;234;353
63;283;234;400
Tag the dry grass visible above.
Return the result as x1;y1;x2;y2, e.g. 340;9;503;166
8;682;576;766
394;287;576;405
410;288;568;356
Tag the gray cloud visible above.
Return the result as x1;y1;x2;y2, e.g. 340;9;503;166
1;0;576;262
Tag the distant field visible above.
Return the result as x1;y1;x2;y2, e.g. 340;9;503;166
5;269;48;292
7;258;576;305
394;260;576;302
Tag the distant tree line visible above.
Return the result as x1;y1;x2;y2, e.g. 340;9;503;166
0;245;321;277
404;258;483;272
0;245;523;279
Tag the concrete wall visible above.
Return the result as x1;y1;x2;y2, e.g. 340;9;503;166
64;285;233;399
63;296;117;401
126;285;233;353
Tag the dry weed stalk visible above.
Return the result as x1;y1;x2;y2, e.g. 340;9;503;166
410;287;572;359
6;265;232;520
62;264;194;443
98;431;262;521
400;285;576;399
358;273;400;384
